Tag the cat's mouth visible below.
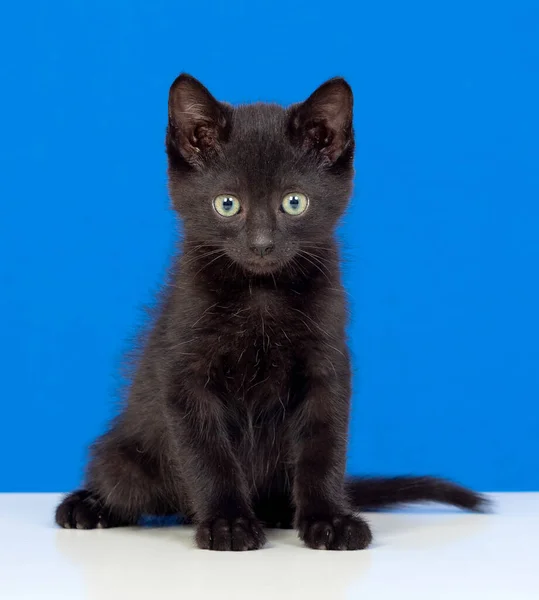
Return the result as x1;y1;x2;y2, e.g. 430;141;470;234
243;257;282;275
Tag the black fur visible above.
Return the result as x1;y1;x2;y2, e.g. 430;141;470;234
56;74;486;550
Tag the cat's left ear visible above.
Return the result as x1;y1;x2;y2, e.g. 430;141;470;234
288;77;353;165
167;74;231;167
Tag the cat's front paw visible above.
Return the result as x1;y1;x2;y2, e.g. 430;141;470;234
298;514;372;550
195;517;266;551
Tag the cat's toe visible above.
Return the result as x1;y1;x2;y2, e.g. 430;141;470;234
330;514;372;550
196;517;266;551
55;490;114;530
299;514;372;550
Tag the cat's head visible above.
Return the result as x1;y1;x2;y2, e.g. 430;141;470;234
166;74;354;275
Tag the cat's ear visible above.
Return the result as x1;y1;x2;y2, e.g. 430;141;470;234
167;74;230;167
288;77;353;165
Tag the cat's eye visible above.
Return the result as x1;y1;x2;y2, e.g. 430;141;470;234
213;194;241;217
281;192;308;216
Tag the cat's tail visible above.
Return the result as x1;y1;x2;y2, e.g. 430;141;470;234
346;476;489;512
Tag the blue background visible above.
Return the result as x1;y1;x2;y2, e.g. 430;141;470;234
1;0;538;492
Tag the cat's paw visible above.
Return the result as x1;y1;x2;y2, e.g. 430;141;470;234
298;514;372;550
195;517;266;551
55;490;126;530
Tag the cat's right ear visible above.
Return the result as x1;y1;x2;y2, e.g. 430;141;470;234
167;74;231;168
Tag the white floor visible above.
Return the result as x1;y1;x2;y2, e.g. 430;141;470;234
0;493;537;599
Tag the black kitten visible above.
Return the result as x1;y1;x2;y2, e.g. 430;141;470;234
56;74;486;550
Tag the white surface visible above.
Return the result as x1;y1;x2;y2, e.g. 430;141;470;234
0;493;537;599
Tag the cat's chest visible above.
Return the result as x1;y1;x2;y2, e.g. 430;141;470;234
225;305;294;368
209;293;301;397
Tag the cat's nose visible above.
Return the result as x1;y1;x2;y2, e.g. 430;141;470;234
249;241;275;257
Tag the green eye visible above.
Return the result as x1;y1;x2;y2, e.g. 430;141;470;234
213;194;241;217
281;192;308;216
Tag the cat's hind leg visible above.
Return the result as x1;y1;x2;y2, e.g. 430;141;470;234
56;434;181;530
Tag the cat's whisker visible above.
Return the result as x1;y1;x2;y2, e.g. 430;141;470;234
290;257;308;279
192;251;228;277
300;252;333;275
297;250;332;282
181;248;227;269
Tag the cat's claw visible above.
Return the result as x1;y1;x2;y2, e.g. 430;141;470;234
195;517;266;551
298;514;372;550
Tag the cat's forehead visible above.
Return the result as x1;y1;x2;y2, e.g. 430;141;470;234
230;103;288;137
225;103;300;178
